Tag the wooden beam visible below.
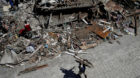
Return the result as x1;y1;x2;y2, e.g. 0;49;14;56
126;10;140;17
18;64;48;75
134;15;138;36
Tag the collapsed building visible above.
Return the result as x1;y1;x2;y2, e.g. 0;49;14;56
0;0;140;74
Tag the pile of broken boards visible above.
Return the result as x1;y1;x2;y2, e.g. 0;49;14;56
0;0;140;67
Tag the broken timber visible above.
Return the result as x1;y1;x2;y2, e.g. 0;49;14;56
18;64;48;76
127;10;140;36
34;0;94;14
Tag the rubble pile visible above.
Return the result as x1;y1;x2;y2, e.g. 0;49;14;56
0;0;139;66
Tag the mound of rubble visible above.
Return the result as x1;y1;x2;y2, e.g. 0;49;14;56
0;0;139;68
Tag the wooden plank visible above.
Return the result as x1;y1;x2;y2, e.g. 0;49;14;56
18;64;48;75
134;15;138;36
80;43;97;50
126;10;140;17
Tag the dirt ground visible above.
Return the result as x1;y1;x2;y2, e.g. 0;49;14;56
1;28;140;78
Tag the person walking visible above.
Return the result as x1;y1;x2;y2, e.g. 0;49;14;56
78;59;88;78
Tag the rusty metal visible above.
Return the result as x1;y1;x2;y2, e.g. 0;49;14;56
87;21;111;39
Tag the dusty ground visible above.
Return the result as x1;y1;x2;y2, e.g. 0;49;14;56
1;28;140;78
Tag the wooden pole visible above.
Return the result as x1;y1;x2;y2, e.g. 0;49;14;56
18;64;48;75
134;15;137;36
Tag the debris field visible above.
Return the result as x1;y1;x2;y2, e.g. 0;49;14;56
0;0;140;76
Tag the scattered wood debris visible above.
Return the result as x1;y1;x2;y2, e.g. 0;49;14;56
0;0;139;74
